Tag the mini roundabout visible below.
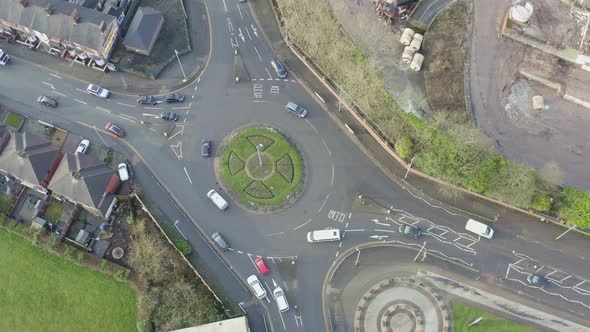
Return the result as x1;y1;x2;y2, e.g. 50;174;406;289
214;124;306;213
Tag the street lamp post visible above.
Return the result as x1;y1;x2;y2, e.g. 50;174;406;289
256;144;263;166
174;49;187;81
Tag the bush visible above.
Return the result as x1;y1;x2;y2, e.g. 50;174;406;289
32;228;43;246
394;136;414;159
486;161;537;208
559;187;590;228
77;251;86;264
115;269;131;282
175;240;192;256
530;194;552;212
63;246;76;261
49;234;61;251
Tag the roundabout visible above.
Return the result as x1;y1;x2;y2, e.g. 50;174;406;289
215;125;306;213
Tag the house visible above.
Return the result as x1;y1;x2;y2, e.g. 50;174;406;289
122;7;164;56
48;153;120;218
0;131;63;194
0;0;120;64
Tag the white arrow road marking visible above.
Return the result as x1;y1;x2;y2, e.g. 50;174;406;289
170;141;183;160
251;24;258;38
167;125;184;140
373;219;391;227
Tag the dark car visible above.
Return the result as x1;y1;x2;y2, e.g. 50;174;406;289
137;95;157;105
160;112;179;121
165;93;185;103
37;95;57;108
399;224;422;239
211;232;229;251
527;274;547;287
271;58;288;78
104;122;125;137
201;139;211;157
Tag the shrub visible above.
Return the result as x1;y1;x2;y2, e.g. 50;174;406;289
530;194;552;212
50;234;61;251
394;136;414;159
115;269;131;282
63;246;76;261
175;240;192;256
77;251;86;264
32;228;43;246
486;160;536;208
559;187;590;228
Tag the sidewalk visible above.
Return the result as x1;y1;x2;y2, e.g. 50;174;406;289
0;0;209;96
248;0;590;253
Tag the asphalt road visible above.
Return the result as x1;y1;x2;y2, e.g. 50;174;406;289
1;0;590;331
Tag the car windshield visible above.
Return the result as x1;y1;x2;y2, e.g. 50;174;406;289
110;126;121;134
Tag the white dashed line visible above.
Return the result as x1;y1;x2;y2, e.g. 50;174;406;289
374;229;396;233
318;194;330;213
48;73;62;79
52;91;66;97
96;106;112;113
119;113;137;120
117;102;137;108
293;218;313;230
322;139;332;156
144;107;162;110
116;115;136;123
73;99;88;105
254;46;263;62
41;81;55;89
172;106;190;110
75;88;86;93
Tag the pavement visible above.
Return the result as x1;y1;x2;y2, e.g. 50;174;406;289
0;0;590;331
0;0;209;96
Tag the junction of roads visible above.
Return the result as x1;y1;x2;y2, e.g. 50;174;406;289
1;0;590;331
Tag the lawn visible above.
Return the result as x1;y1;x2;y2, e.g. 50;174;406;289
0;194;12;214
451;301;535;332
220;128;303;206
0;228;137;331
4;113;25;130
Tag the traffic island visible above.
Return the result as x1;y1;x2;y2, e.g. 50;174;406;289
215;125;306;213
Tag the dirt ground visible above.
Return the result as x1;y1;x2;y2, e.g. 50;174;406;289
470;0;590;190
326;0;431;116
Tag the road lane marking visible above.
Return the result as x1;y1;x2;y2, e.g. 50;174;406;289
172;221;188;240
170;141;183;160
117;102;137;108
373;219;391;227
331;163;335;186
144;107;162;110
245;26;252;40
227;17;233;32
375;229;396;233
92;127;107;145
322;139;332;156
318;194;330;213
264;231;284;237
305;119;320;135
237;4;244;19
96;106;112;113
265;67;272;79
75;88;87;93
345;229;365;232
73;99;88;105
118;113;137;120
116;115;136;123
52;91;66;97
183;167;193;184
41;81;55;89
222;0;227;12
48;73;62;79
171;106;190;110
254;46;263;62
293;218;312;230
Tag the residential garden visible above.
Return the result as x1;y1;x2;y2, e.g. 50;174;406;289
274;0;590;228
218;126;304;211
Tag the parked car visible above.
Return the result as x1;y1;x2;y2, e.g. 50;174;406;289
201;139;211;157
104;121;125;137
160;112;179;121
255;257;270;275
247;275;267;299
118;163;129;181
399;224;422;239
165;93;185;103
75;139;90;155
271;58;288;78
211;232;229;251
527;274;547;287
273;286;289;312
86;84;110;98
285;102;307;118
37;95;57;108
137;95;157;105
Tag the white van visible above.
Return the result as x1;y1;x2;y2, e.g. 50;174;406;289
307;229;341;243
207;189;228;211
465;219;494;239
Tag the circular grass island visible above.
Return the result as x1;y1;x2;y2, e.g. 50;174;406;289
216;126;305;213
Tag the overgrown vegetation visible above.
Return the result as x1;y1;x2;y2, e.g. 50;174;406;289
43;199;64;224
0;227;137;331
129;217;222;331
275;0;590;227
422;0;468;119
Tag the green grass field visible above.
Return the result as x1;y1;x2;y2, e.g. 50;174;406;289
0;228;137;332
4;113;25;130
220;128;303;206
451;301;535;332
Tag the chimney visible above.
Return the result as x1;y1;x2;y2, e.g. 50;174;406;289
71;8;80;24
99;21;107;33
19;0;28;8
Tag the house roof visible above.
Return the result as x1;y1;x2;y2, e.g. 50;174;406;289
48;153;117;211
0;0;118;52
122;7;163;51
0;132;62;187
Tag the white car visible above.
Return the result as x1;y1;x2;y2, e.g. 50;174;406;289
75;139;90;155
247;275;267;299
118;163;129;181
273;286;289;312
87;84;110;98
